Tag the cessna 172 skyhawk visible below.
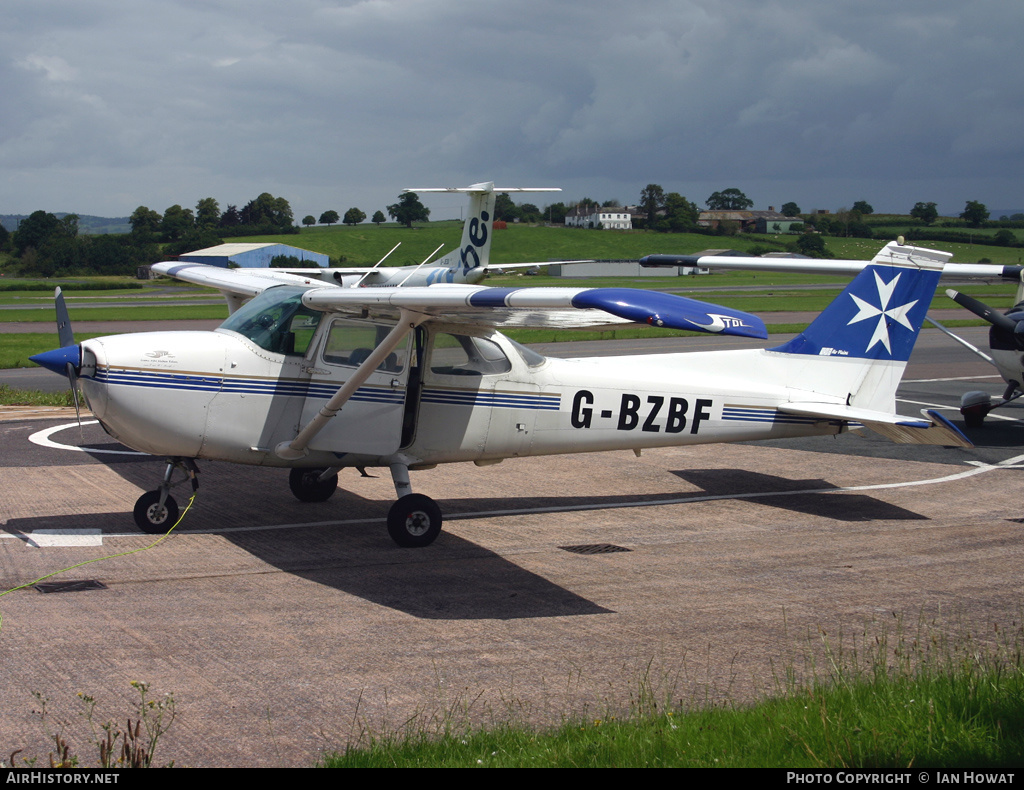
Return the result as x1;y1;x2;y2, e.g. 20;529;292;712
31;189;969;547
641;243;1024;426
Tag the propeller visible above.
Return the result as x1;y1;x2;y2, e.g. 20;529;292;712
29;287;85;429
945;289;1021;336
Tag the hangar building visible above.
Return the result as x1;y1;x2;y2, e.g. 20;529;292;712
178;243;328;268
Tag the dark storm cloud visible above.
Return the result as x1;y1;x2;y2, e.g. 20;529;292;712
3;0;1021;217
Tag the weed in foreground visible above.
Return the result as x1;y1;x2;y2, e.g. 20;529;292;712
5;681;177;768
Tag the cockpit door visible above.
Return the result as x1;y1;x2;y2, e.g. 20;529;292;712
298;317;413;456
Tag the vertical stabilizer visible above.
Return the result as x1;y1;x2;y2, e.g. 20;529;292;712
769;257;944;412
771;261;942;362
407;183;559;284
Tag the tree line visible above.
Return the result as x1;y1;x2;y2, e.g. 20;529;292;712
3;185;1018;275
1;192;301;277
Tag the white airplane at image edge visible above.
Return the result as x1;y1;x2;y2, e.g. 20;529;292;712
31;185;970;547
640;245;1024;426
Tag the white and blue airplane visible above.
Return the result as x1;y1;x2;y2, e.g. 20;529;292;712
31;190;969;547
276;182;566;290
641;243;1024;426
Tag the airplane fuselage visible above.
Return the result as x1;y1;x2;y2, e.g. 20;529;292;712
32;228;960;545
78;319;847;472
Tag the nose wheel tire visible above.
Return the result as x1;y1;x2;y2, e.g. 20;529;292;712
387;494;442;547
133;491;180;534
289;467;339;502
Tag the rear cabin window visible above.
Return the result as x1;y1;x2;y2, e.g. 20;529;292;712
429;333;511;376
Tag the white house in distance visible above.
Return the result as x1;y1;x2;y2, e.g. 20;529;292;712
564;205;633;230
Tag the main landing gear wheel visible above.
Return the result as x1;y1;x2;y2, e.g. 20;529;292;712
289;467;339;502
387;493;442;548
133;491;179;534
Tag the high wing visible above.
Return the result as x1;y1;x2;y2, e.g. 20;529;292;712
270;258;600;282
299;283;768;336
152;261;328;294
152;260;767;337
640;240;1024;281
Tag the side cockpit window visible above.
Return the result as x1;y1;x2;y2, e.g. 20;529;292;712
219;286;322;356
321;319;407;372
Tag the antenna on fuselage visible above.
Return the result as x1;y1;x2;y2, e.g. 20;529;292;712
351;242;402;288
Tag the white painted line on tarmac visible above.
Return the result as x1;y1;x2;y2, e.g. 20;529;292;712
28;420;148;456
903;375;1000;383
443;452;1024;521
25;530;104;548
11;451;1016;542
897;397;1024;423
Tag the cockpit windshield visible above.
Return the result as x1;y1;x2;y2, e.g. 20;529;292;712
218;286;323;356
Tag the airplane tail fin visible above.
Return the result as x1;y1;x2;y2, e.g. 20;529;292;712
770;257;943;365
409;183;559;283
765;255;968;445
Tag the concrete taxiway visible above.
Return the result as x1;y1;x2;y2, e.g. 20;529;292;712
1;331;1022;766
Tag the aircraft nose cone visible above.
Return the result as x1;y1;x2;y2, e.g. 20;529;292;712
29;344;81;376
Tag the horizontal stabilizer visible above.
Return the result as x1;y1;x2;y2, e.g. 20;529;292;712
779;403;972;447
408;184;560;194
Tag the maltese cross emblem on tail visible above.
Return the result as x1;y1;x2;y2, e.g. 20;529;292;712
847;271;918;355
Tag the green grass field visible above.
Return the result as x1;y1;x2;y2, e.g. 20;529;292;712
240;221;1024;266
1;224;1018;372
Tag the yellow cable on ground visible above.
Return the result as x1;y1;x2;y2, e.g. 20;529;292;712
0;493;197;636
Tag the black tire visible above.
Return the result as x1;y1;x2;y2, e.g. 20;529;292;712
289;468;338;502
387;494;442;548
133;491;179;534
962;409;986;428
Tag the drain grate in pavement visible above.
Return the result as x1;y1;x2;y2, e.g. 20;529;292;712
34;580;108;594
559;543;631;555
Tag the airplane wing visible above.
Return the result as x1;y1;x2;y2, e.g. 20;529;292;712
154;260;769;337
151;261;333;296
640;240;1023;280
300;283;769;338
273;260;599;280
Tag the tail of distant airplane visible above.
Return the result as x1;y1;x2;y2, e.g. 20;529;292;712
760;256;969;445
409;183;560;284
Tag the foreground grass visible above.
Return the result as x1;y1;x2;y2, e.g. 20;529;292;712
324;624;1024;768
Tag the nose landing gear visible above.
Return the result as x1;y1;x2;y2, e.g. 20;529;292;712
133;458;199;534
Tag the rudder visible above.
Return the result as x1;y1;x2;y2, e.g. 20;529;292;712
770;259;943;362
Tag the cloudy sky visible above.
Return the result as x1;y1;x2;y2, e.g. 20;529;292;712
4;0;1023;222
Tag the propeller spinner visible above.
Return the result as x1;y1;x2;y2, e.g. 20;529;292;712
28;287;85;427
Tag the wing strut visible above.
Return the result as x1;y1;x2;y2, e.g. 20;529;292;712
352;242;401;288
395;244;445;287
275;309;427;460
924;315;995;365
